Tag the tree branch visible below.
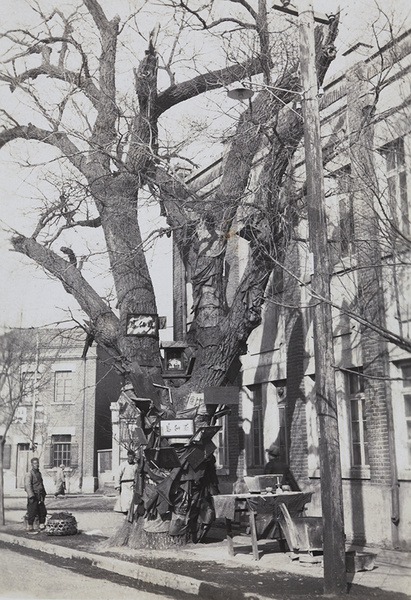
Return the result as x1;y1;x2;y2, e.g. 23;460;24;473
171;0;256;29
266;250;411;355
40;216;102;246
0;124;91;178
229;0;258;21
126;39;158;175
177;0;208;28
203;17;256;30
82;0;120;170
315;14;339;84
83;0;110;34
155;56;264;116
4;33;91;76
1;65;102;112
11;233;121;350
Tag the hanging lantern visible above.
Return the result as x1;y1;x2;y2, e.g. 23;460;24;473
227;85;255;101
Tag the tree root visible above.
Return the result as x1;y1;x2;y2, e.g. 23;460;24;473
106;517;188;550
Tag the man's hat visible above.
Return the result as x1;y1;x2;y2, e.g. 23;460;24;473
266;443;280;456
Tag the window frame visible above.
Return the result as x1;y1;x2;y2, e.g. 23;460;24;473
274;381;289;463
54;370;73;404
51;434;71;467
3;444;12;470
386;360;411;480
213;414;230;471
336;165;354;258
381;137;409;236
345;368;369;469
247;384;265;469
21;370;37;405
327;164;355;261
400;364;411;468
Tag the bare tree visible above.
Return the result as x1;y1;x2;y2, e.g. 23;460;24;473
0;0;338;399
0;328;50;525
0;0;339;547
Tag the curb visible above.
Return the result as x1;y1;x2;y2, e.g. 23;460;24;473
0;532;273;600
349;545;411;570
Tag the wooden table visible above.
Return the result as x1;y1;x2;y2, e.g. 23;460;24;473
213;492;312;560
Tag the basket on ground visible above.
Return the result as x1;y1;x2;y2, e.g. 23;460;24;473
46;512;78;536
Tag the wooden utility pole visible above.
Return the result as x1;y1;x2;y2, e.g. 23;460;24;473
298;0;347;594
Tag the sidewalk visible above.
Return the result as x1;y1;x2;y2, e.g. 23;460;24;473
1;493;410;599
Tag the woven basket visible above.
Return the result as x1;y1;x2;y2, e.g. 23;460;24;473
46;512;78;536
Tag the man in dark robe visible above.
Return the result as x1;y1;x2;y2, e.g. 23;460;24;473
24;457;47;533
264;443;300;491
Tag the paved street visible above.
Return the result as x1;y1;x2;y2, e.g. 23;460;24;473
1;492;410;600
0;546;177;600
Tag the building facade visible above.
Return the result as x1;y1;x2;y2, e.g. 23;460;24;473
1;329;119;494
173;30;411;550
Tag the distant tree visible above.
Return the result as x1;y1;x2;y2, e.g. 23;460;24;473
0;329;50;525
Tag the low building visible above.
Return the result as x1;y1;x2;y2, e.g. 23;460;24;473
0;328;119;494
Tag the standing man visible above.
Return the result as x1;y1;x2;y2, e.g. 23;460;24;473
24;457;47;534
264;443;300;491
54;464;66;499
114;450;138;514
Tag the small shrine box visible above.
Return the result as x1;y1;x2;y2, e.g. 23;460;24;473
161;341;193;376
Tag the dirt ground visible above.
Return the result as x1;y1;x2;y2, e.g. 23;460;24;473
1;529;409;600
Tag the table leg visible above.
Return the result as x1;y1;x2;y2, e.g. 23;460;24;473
225;518;234;557
278;529;287;553
249;510;259;561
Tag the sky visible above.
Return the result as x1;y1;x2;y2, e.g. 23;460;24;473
0;0;176;335
0;0;410;334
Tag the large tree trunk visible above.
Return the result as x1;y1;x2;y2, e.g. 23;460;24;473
90;173;162;377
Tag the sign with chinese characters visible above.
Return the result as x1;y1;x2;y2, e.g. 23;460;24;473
160;419;194;438
126;314;158;337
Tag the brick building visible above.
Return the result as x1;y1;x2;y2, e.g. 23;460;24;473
1;328;120;494
172;31;411;549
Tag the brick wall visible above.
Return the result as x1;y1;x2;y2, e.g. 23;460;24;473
347;64;393;484
283;242;309;482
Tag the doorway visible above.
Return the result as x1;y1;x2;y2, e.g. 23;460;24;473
16;444;30;488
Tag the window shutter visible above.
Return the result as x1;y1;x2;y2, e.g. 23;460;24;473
3;444;11;470
44;444;53;468
70;443;79;468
